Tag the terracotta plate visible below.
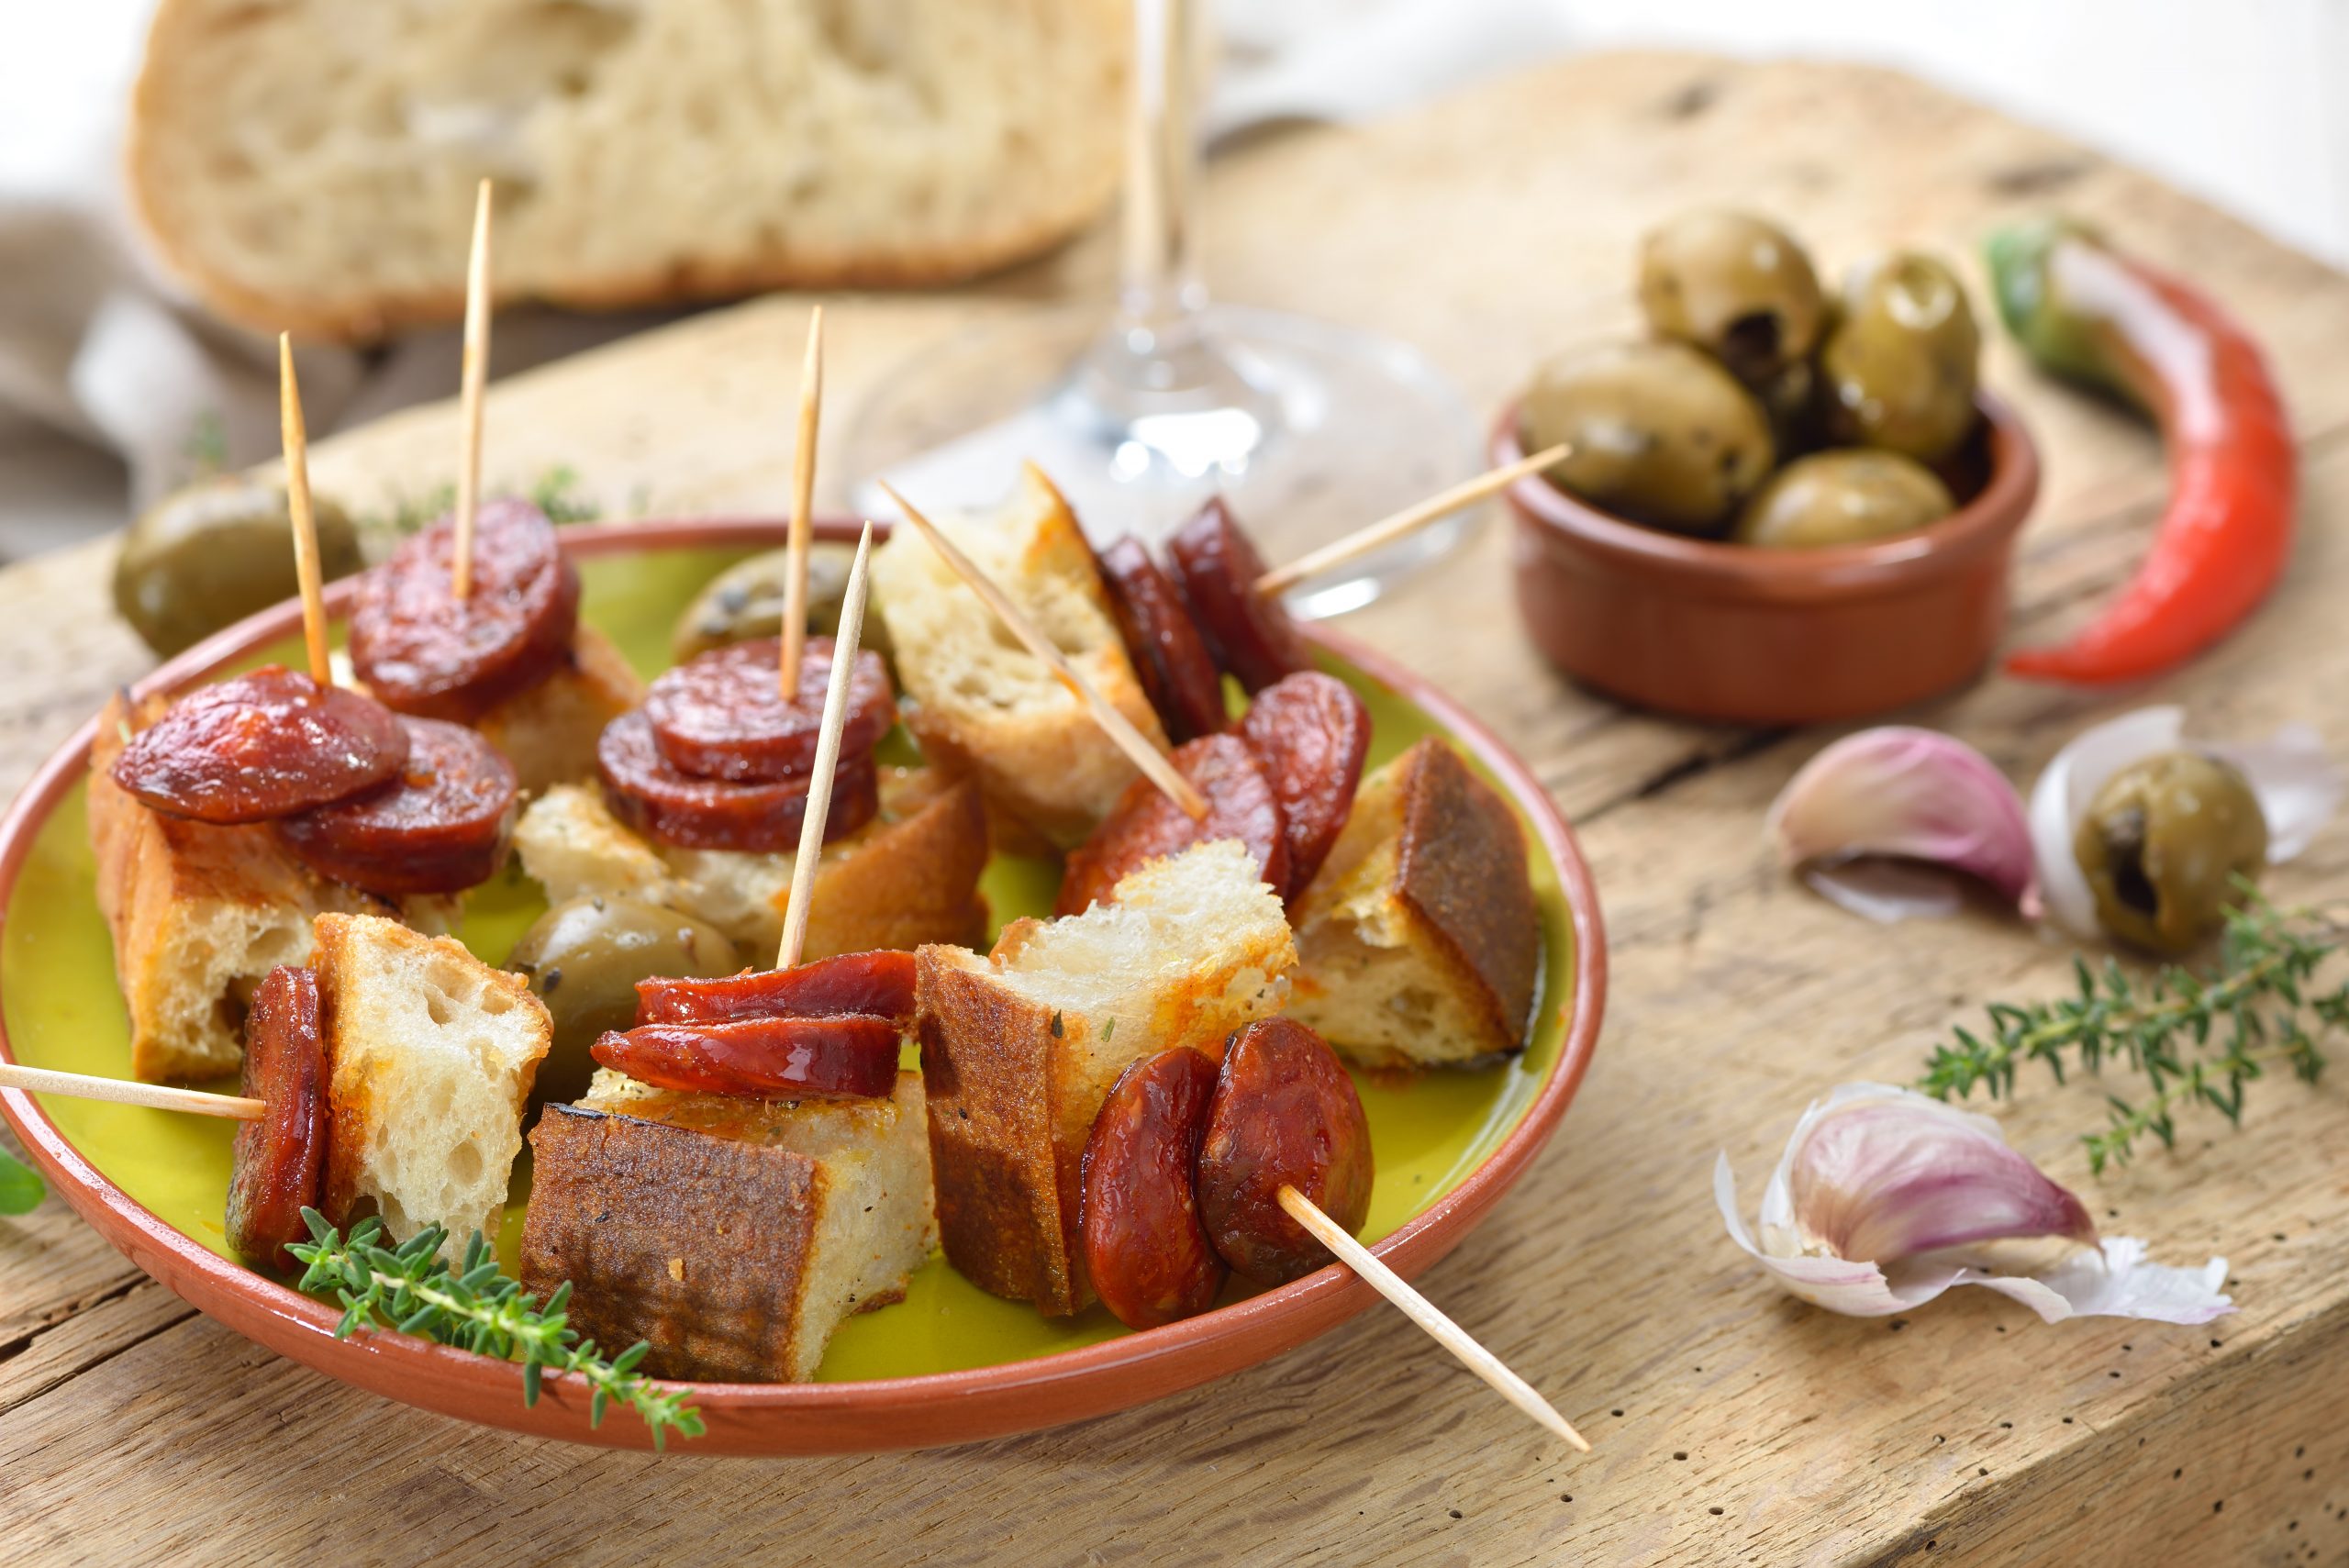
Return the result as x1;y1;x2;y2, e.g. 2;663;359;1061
0;519;1607;1453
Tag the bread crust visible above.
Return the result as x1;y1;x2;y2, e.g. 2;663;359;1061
125;0;1125;343
476;622;645;796
1395;740;1541;1050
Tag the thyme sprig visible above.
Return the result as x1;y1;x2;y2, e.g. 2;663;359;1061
288;1209;703;1447
1917;891;2349;1173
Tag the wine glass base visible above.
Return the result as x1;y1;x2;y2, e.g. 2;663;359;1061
841;304;1482;619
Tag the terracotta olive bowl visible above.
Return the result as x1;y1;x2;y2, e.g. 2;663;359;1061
0;517;1607;1454
1498;393;2041;726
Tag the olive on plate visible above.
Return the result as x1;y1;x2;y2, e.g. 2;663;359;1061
508;895;740;1105
115;476;363;657
1637;210;1825;384
1733;450;1955;550
673;543;867;664
1820;251;1983;463
2074;751;2268;955
1521;340;1776;534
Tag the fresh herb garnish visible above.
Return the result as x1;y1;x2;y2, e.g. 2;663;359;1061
288;1209;702;1446
0;1146;46;1215
529;465;600;524
1918;889;2346;1173
357;466;599;539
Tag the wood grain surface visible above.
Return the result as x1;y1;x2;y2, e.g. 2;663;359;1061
6;52;2349;1567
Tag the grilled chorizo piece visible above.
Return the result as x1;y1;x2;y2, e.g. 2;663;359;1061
1196;1018;1375;1285
1079;1046;1228;1329
273;717;518;895
109;666;409;825
348;500;581;722
1096;538;1227;744
225;965;328;1273
1054;734;1290;917
596;709;879;853
1166;499;1313;695
643;635;896;783
1238;672;1371;900
635;950;918;1028
590;1015;902;1099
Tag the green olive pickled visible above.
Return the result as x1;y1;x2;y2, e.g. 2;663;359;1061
1733;450;1955;550
508;895;740;1105
1521;341;1776;534
673;544;863;663
1637;210;1825;384
1820;252;1983;462
114;476;363;657
2074;752;2268;955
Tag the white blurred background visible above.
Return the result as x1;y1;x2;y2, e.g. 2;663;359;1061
4;0;2342;557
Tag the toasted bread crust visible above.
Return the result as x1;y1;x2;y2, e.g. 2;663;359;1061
1396;740;1540;1051
914;951;1082;1314
523;1103;826;1382
800;774;991;957
476;622;645;795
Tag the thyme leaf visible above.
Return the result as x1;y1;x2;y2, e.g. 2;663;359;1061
1917;888;2346;1174
287;1209;702;1447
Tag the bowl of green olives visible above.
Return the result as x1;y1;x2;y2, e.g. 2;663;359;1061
1500;210;2041;726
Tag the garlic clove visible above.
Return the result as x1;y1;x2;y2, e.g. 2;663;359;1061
1768;728;2035;920
2030;707;2343;936
1719;1083;2233;1325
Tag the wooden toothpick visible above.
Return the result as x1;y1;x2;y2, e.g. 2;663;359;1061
451;178;494;601
1252;444;1571;597
1278;1185;1590;1451
774;520;875;971
277;334;332;686
878;482;1208;820
0;1062;264;1122
781;305;825;698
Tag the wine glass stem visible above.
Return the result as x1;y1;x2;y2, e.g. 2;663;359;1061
1120;0;1205;339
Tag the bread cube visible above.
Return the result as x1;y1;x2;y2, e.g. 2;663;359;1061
475;623;644;795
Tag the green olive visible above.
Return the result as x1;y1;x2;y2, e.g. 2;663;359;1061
1521;341;1776;534
1637;210;1825;384
673;544;867;664
113;476;363;658
1820;251;1983;462
2074;752;2268;955
1733;450;1955;550
508;895;740;1106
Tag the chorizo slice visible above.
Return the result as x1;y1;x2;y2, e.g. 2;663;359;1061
348;499;581;722
1238;672;1372;899
274;717;518;895
1166;498;1313;695
590;1015;901;1099
596;709;879;853
1196;1018;1375;1285
635;950;917;1027
226;965;328;1273
109;666;410;824
642;635;896;783
1095;538;1228;744
1054;733;1290;917
1079;1046;1228;1329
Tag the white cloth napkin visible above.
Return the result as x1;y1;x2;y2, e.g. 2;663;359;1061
0;0;1571;559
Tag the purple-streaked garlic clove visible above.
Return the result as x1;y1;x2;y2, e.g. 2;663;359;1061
2028;706;2344;938
1767;728;2035;923
1717;1083;2233;1325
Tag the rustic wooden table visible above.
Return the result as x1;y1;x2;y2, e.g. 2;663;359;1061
4;53;2346;1567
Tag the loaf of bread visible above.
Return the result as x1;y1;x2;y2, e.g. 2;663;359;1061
126;0;1128;339
313;912;550;1253
521;1068;934;1384
875;463;1169;849
514;766;989;954
917;839;1294;1314
1286;738;1542;1069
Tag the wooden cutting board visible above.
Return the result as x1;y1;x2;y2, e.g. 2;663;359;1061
5;52;2348;1567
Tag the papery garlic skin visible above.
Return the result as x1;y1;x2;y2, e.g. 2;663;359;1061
1719;1084;2233;1326
1769;728;2035;923
2029;708;2344;938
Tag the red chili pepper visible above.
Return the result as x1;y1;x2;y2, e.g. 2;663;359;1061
1987;218;2296;684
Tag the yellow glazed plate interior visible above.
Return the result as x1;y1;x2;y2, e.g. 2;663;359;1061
2;545;1574;1381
